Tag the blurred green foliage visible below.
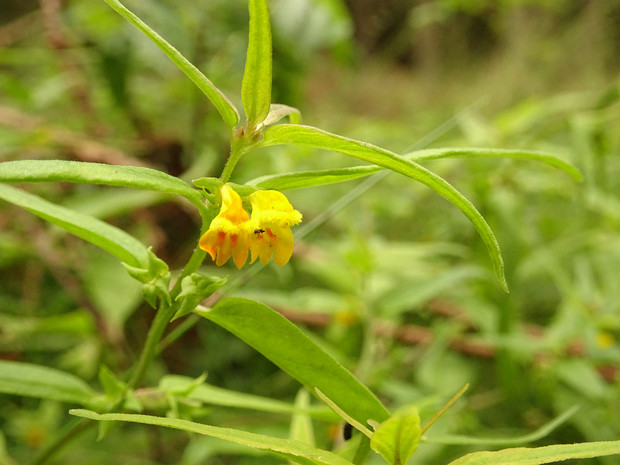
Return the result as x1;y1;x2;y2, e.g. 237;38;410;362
1;0;620;464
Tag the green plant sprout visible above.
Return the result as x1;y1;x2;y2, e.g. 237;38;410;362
1;0;618;464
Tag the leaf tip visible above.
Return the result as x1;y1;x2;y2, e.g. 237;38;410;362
69;408;94;419
492;255;510;293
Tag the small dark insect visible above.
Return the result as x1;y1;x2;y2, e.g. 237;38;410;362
343;422;353;441
253;228;265;234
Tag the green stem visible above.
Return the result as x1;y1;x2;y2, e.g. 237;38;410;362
220;128;259;184
219;146;243;184
157;313;201;354
128;245;206;389
31;213;211;465
127;300;177;388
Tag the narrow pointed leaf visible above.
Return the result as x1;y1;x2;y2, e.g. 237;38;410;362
409;147;582;181
248;147;582;190
0;361;97;406
446;440;620;465
242;0;272;128
260;124;508;291
195;298;390;427
0;184;148;267
102;0;239;128
70;410;354;465
0;160;205;206
161;375;334;419
249;166;367;190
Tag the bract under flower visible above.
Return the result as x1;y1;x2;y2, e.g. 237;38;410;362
199;184;251;269
249;190;302;266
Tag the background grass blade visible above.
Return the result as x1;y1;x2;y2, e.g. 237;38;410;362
195;298;390;427
260;124;508;291
0;184;149;267
70;409;354;465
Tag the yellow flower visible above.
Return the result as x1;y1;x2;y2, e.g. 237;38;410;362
200;185;302;268
248;190;303;266
199;184;251;269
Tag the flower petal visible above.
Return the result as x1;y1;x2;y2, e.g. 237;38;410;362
232;233;250;269
199;185;252;268
220;184;250;223
272;226;294;266
249;190;302;227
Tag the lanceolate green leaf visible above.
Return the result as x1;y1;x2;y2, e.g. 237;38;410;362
409;147;582;181
248;147;582;190
0;160;205;209
0;361;97;406
260;124;508;291
70;409;354;465
195;298;390;427
249;166;370;191
242;0;273;128
161;375;334;419
0;184;149;267
102;0;239;129
445;440;620;465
